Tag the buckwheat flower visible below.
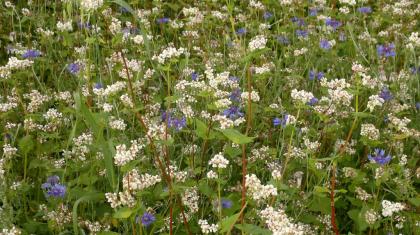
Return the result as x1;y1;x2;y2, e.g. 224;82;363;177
360;123;380;140
320;39;331;50
140;212;156;227
377;43;395;58
367;95;384;112
291;89;315;104
248;35;267;51
198;219;218;234
22;49;41;59
364;209;379;225
209;153;229;169
206;170;218;179
368;148;391;165
358;6;372;14
80;0;103;11
381;200;405;217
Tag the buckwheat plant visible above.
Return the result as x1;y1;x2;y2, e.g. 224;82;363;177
0;0;419;234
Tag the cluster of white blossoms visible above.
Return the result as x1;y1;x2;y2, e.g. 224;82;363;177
406;32;420;49
152;45;186;64
381;200;405;217
198;219;218;234
182;187;199;214
387;113;412;135
245;174;277;202
0;226;21;235
360;123;380;140
80;0;103;11
364;209;380;225
367;95;384;112
259;206;308;235
122;169;161;191
23;90;50;113
105;190;135;208
114;139;144;166
208;152;229;169
108;116;126;131
0;57;33;79
291;89;314;104
241;91;260;102
248;35;267;51
62;132;93;161
56;21;73;32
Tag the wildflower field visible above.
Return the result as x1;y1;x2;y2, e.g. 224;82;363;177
0;0;420;234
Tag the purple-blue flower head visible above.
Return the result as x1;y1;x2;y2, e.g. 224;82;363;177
368;148;391;165
191;72;199;81
308;97;319;106
379;88;393;101
223;106;244;120
22;49;41;59
309;8;318;16
42;176;66;198
291;17;305;27
358;7;372;14
156;17;170;24
273;114;289;127
277;35;290;45
236;28;247;36
296;29;308;38
416;102;420;110
67;63;81;75
140;212;156;227
263;12;273;20
310;70;324;81
221;199;233;209
320;39;331;50
229;88;241;102
325;18;342;30
377;43;396;58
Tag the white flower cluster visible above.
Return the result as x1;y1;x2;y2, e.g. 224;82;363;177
245;174;277;201
80;0;103;11
198;219;218;234
105;190;136;208
381;200;405;217
364;209;380;225
259;206;307;235
62;132;93;161
387;113;412;135
360;123;380;140
109;116;127;131
0;57;34;79
248;35;267;52
367;95;384;112
122;169;161;191
2;144;18;159
208;152;229;169
291;89;314;104
114;139;144;166
241;90;260;102
56;21;73;32
406;32;420;49
23;90;50;113
0;226;21;235
182;187;199;213
152;45;186;64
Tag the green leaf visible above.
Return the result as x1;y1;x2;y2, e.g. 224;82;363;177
219;203;247;234
98;232;120;235
235;224;272;235
195;119;213;139
19;135;34;155
73;193;104;235
113;207;135;219
408;197;420;207
220;129;254;144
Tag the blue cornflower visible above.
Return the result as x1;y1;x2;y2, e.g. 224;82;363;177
229;76;239;82
325;18;342;30
156;17;170;24
94;83;103;89
140;212;156;227
221;199;233;209
309;70;324;81
223;106;244;120
67;63;81;74
415;102;420;110
162;111;186;131
308;97;319;106
309;8;318;16
277;35;290;45
229;89;241;102
191;72;199;81
77;21;91;30
358;7;372;14
296;29;308;38
377;43;396;58
320;39;331;50
368;149;391;165
273;114;289;127
317;72;325;80
236;28;247;36
42;176;66;198
291;17;305;26
22;49;41;59
309;70;316;80
263;12;273;20
119;6;130;13
379;88;393;101
410;66;420;74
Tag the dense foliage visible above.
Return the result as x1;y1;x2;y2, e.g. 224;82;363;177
0;0;419;234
